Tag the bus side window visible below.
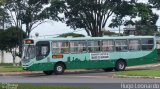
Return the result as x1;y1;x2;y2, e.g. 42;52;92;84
61;42;69;54
52;41;69;54
115;40;128;51
141;38;154;50
102;40;114;52
116;47;121;51
70;41;87;53
128;39;140;51
87;40;100;53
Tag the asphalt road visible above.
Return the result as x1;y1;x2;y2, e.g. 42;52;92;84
0;70;160;89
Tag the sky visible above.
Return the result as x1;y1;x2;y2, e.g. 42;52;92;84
30;1;160;37
30;21;88;37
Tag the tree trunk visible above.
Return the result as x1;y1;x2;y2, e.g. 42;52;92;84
18;27;23;58
11;49;17;66
99;30;103;37
26;23;30;38
13;56;16;66
1;51;4;63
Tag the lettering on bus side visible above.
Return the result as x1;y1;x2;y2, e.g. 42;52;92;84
90;53;109;60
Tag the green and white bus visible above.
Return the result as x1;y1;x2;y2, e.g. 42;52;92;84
22;36;158;75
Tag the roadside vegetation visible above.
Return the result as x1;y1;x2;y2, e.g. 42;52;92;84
115;69;160;77
0;84;91;89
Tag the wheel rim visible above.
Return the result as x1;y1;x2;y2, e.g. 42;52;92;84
57;66;63;72
118;62;124;69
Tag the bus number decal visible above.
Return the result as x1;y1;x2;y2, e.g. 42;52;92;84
90;53;109;60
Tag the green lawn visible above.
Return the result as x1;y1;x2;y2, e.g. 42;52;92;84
0;84;91;89
115;69;160;77
0;63;23;72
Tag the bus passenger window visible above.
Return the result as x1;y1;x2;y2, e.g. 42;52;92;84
61;42;69;53
87;41;100;52
141;38;154;50
70;41;87;53
129;39;140;51
102;40;114;52
115;40;128;51
52;41;69;54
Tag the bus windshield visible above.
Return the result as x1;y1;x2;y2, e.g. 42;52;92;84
22;45;35;61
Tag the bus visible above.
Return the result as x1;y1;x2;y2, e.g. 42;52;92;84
21;36;158;75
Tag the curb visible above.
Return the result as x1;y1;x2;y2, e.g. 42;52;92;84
126;63;160;70
0;72;41;76
114;75;160;79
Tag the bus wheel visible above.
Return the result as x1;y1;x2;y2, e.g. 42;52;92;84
115;60;126;71
54;63;65;75
43;71;53;75
103;68;113;72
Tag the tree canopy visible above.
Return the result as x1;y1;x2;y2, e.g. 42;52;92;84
58;33;85;37
0;26;25;65
0;0;160;37
48;0;158;37
4;0;50;37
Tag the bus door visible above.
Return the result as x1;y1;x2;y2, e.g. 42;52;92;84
36;41;50;62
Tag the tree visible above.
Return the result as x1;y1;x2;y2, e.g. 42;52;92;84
3;0;50;59
0;0;11;29
0;29;5;51
58;33;85;37
135;13;158;35
134;2;159;35
4;0;49;37
0;0;12;63
0;29;5;63
109;1;159;36
0;8;11;29
149;0;160;9
109;1;136;27
1;27;25;66
103;31;120;36
49;0;138;37
0;0;6;5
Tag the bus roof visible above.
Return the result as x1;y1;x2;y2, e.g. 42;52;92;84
27;36;155;42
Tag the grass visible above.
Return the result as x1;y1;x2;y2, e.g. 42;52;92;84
0;63;14;66
0;84;91;89
115;69;160;77
0;63;23;72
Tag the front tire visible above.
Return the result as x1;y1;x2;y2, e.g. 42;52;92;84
54;63;65;75
115;60;126;71
43;71;53;75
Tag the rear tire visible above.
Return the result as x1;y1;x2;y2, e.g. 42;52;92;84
54;63;65;75
115;60;126;71
43;71;53;75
